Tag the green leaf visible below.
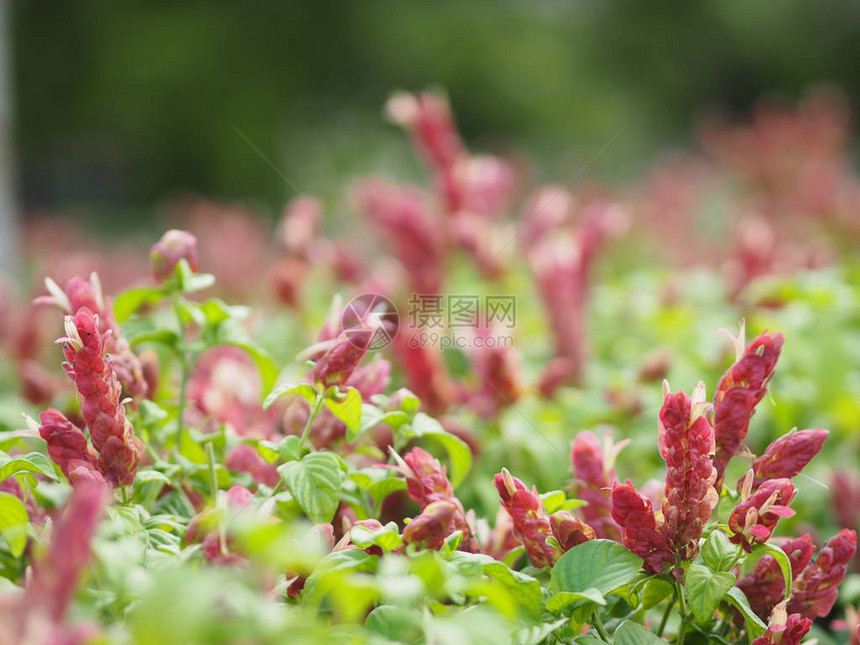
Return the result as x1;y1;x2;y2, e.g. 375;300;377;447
540;490;567;513
366;477;407;504
127;328;180;349
725;587;768;638
365;605;422;642
263;383;317;410
613;620;667;645
757;542;793;602
113;286;165;323
359;404;410;434
482;560;543;619
641;578;674;610
546;588;606;612
551;539;643;597
0;492;29;556
208;318;280;393
278;452;343;524
702;530;738;572
685;564;736;624
0;452;59;483
324;387;362;442
406;413;472;487
198;298;249;326
350;521;403;552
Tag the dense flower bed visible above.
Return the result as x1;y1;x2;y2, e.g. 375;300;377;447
0;90;859;644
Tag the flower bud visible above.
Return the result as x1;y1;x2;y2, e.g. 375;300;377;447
150;229;199;282
549;511;595;552
751;605;812;645
402;499;465;551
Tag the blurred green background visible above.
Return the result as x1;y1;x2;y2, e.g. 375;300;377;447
13;0;860;226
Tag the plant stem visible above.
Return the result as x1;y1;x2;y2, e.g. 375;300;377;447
206;442;219;501
657;587;676;637
173;295;190;451
300;392;326;446
591;610;610;642
674;580;688;645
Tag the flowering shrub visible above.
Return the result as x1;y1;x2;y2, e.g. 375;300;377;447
0;90;858;644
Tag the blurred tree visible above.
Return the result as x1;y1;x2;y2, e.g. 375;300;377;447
11;1;860;227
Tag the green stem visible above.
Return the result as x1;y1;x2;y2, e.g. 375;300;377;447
300;392;326;446
591;610;610;642
674;580;688;645
120;486;130;505
173;296;190;451
657;587;676;637
206;443;219;501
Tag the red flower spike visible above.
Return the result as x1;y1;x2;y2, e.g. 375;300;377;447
713;325;784;489
38;273;148;400
386;91;463;174
659;382;719;561
737;535;816;620
728;476;796;552
833;470;860;531
22;480;108;624
393;447;454;509
741;428;828;492
610;480;673;574
549;511;596;552
402;499;470;551
37;409;101;485
352;179;445;296
788;529;857;619
312;334;371;388
225;444;279;488
150;229;199;282
570;430;626;540
494;469;559;568
60;307;140;487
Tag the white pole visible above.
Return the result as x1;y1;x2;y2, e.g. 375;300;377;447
0;0;18;281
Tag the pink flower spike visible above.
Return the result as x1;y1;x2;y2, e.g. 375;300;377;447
392;447;454;510
60;307;140;487
713;328;784;489
737;535;817;620
658;384;718;561
570;430;624;540
741;428;828;491
610;480;673;574
788;529;857;619
22;480;109;624
494;469;559;568
37;408;101;486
